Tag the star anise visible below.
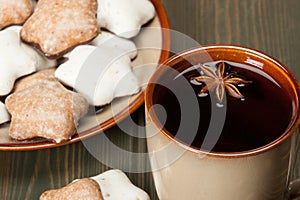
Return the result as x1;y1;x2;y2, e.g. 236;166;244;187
190;62;251;103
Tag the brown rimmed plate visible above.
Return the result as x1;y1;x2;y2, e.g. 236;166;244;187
0;0;170;151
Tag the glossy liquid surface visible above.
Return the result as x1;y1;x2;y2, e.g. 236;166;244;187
152;61;294;152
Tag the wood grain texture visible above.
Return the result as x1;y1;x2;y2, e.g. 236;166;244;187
1;0;300;199
164;0;300;78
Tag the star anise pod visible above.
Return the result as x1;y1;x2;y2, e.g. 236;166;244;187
190;62;251;103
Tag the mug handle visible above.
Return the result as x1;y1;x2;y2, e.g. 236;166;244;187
289;84;300;199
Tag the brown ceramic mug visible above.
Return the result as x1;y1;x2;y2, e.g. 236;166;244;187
145;45;300;200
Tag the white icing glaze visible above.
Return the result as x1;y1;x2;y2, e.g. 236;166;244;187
97;0;155;38
7;26;57;70
55;45;140;106
91;30;137;59
0;26;56;96
0;101;10;124
91;169;150;200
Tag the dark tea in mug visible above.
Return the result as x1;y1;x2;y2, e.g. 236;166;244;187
150;57;296;153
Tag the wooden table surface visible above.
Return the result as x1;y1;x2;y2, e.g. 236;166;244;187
1;0;300;199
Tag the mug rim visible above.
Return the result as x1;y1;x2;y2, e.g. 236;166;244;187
145;44;300;158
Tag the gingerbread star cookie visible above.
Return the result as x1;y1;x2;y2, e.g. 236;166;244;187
0;101;10;124
97;0;155;38
0;0;33;30
55;45;140;106
0;26;56;96
21;0;99;59
40;178;103;200
5;78;89;143
13;68;56;93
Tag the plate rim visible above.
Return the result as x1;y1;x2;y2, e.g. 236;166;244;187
0;0;171;151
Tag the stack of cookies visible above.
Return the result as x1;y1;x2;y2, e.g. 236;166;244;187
0;0;156;143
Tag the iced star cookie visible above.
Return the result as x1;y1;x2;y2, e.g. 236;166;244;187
91;30;137;59
0;26;56;96
5;78;89;143
21;0;99;59
97;0;155;38
40;169;150;200
40;178;103;200
0;0;33;30
55;45;140;106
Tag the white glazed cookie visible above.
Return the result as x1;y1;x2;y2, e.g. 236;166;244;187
5;78;89;143
0;102;10;124
0;26;56;96
55;45;140;106
21;0;99;59
91;31;137;59
91;169;151;200
97;0;155;38
0;0;33;30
